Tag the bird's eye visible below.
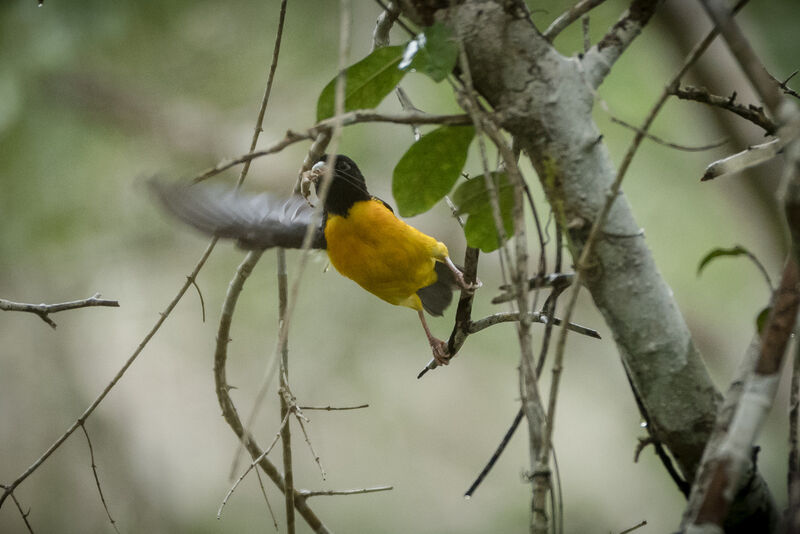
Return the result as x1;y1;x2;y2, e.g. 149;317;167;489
338;159;350;171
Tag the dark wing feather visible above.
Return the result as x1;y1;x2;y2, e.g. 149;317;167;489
149;179;326;250
417;261;457;316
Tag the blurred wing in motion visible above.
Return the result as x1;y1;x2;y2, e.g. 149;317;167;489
149;179;326;250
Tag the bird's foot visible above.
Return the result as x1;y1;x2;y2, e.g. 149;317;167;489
431;338;451;366
445;256;482;294
454;271;482;294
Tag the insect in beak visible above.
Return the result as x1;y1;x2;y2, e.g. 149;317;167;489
300;161;328;204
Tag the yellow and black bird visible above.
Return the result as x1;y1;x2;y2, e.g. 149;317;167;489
150;155;478;365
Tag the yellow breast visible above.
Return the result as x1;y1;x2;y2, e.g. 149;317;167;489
324;199;449;310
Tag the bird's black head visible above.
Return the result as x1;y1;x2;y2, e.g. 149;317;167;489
311;154;371;217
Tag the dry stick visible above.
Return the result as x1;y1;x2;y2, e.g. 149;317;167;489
294;416;326;480
299;486;393;498
253;468;280;532
465;408;525;498
682;0;800;529
79;424;119;534
7;491;33;533
277;248;295;534
214;251;330;533
218;410;291;520
543;0;607;41
188;277;206;322
230;0;351;492
298;404;369;411
0;294;119;329
192;110;472;184
669;85;777;135
454;27;548;532
619;519;647;534
542;0;749;509
609;116;729;152
0;238;217;511
789;339;800;534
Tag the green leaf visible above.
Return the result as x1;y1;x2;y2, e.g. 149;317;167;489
697;245;751;276
756;306;771;335
316;45;407;121
392;125;475;217
452;172;514;252
400;23;458;82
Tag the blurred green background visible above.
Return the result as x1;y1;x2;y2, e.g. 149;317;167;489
0;1;796;532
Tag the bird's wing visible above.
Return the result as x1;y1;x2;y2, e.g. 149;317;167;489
417;261;457;316
149;179;326;250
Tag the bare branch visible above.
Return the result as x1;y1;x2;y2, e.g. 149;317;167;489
543;0;607;42
297;404;369;411
253;468;280;531
699;0;785;114
0;293;119;329
609;115;728;152
789;340;800;533
619;520;648;534
213;251;331;533
670;85;776;134
372;1;399;50
218;410;291;520
582;0;662;88
468;311;600;339
0;239;217;512
465;408;524;498
298;486;393;498
6;490;34;533
79;424;120;534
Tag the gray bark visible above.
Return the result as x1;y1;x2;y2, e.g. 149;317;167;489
399;0;778;529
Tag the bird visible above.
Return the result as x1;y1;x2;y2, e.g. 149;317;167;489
149;154;479;365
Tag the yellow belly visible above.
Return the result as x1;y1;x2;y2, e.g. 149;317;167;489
325;199;449;310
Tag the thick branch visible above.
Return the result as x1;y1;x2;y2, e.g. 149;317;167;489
583;0;663;88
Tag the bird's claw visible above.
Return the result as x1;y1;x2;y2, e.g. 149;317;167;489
432;339;451;366
454;271;482;295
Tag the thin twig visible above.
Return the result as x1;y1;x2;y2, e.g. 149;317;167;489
619;519;647;534
188;277;206;322
213;251;330;533
218;410;292;520
468;311;600;339
0;239;217;511
609;116;729;151
770;69;800;100
278;250;295;534
253;467;280;531
789;337;800;533
543;0;606;41
0;293;119;329
669;85;776;134
465;408;524;498
298;404;369;411
230;0;351;491
79;424;119;533
192;110;473;184
295;415;327;480
8;490;34;533
298;486;393;498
